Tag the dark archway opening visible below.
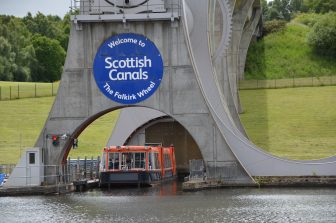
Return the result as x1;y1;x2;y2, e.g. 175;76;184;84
143;121;203;175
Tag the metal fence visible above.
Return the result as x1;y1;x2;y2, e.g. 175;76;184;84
0;83;59;101
188;159;205;181
239;75;336;90
70;0;181;18
67;157;100;182
0;157;100;187
0;164;16;176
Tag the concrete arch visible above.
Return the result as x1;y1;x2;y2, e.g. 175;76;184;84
106;107;204;173
59;106;203;174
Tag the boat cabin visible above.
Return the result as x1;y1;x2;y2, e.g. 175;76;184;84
100;145;176;186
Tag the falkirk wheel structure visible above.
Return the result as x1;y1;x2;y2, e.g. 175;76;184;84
7;0;336;187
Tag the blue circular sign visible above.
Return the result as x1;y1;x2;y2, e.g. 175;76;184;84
93;33;164;104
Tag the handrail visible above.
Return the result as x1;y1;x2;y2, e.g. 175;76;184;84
70;0;181;17
3;162;100;187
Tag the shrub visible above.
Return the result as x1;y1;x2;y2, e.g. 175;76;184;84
293;13;322;27
263;20;287;36
308;12;336;56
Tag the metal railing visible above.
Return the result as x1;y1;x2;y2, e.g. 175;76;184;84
70;0;181;20
0;164;16;176
0;83;59;101
188;159;206;181
67;157;100;182
2;157;100;187
239;75;336;90
2;165;68;187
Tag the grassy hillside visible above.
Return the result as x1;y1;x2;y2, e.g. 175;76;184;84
245;23;336;79
0;97;119;164
239;86;336;160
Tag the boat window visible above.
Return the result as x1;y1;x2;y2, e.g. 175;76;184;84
108;152;120;170
164;153;172;168
149;152;160;170
121;152;132;170
133;152;146;169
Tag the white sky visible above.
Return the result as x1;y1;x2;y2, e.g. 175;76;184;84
0;0;70;17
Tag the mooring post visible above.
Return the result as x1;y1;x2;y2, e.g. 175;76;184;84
68;157;71;183
84;156;87;179
97;156;100;180
90;156;93;180
77;156;80;181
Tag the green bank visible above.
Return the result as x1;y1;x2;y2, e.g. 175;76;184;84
245;22;336;80
1;86;336;164
239;86;336;160
0;97;118;164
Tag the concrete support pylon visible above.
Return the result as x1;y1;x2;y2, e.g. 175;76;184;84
27;0;255;185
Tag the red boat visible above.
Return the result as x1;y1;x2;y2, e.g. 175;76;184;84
99;145;176;186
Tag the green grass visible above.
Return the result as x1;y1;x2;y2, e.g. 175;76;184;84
0;81;59;100
1;86;336;164
239;86;336;160
0;97;119;164
245;23;336;79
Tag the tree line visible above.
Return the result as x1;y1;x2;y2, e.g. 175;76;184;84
0;12;70;82
262;0;336;21
1;3;335;83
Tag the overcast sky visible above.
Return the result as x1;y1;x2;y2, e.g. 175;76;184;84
0;0;70;17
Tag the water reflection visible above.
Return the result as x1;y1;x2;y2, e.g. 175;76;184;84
1;181;335;223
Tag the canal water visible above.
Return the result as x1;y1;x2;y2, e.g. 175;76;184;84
1;182;335;222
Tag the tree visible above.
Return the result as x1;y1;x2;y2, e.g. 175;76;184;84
31;35;66;82
263;0;291;21
0;13;70;82
308;12;336;56
0;36;15;80
272;0;291;20
23;12;69;51
301;0;336;13
290;0;303;12
261;0;270;20
0;16;35;81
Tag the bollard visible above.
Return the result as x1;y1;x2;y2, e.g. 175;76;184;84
97;156;101;180
90;156;94;180
77;157;80;181
68;157;71;183
84;156;87;179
